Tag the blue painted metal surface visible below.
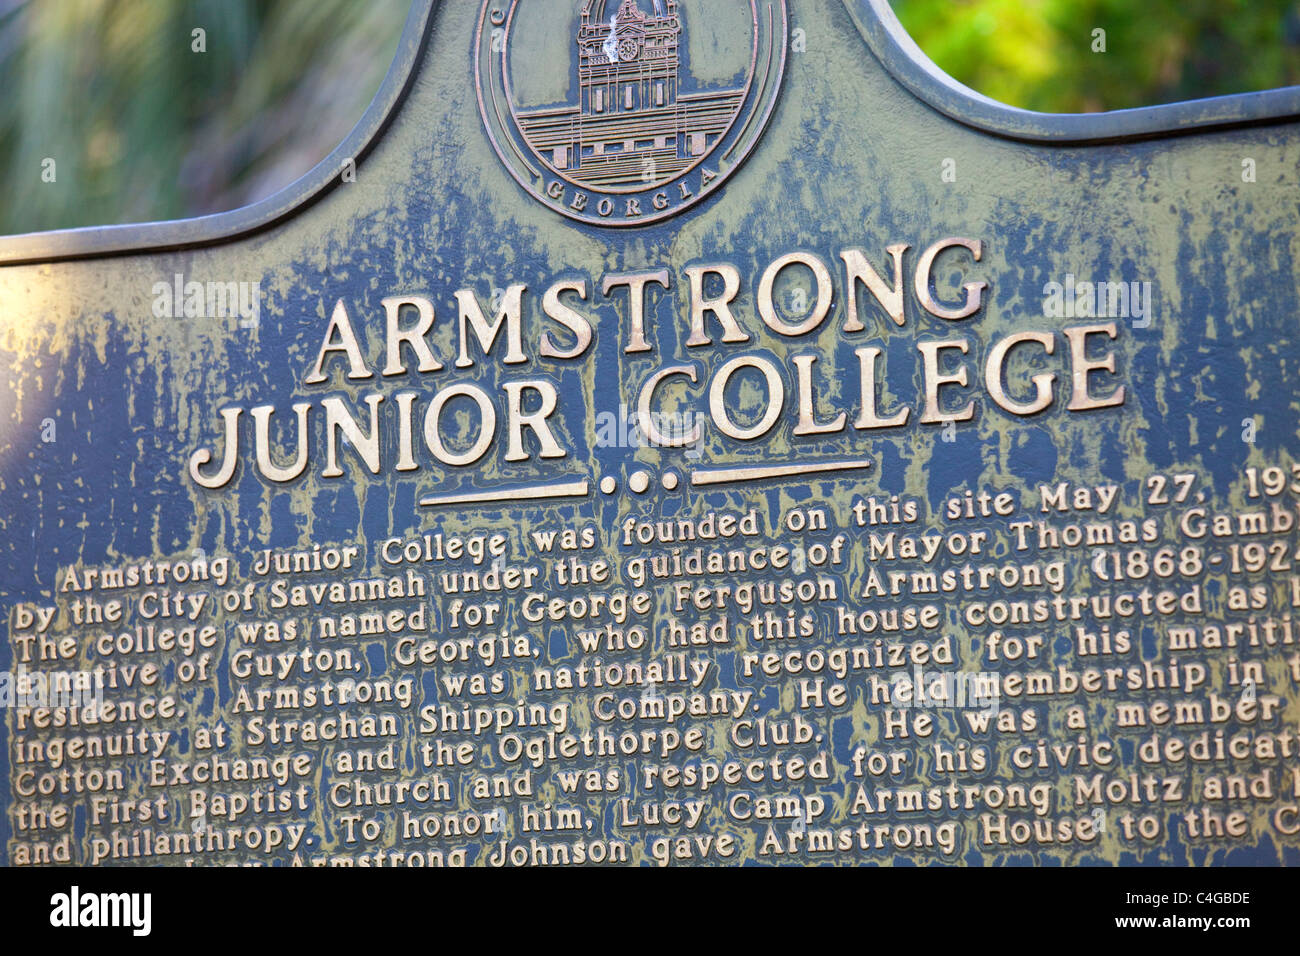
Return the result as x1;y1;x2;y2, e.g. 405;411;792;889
1;0;1298;867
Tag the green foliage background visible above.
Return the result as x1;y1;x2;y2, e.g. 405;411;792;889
0;0;408;235
0;0;1296;235
891;0;1300;113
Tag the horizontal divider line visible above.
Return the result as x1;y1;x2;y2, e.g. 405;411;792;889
690;459;872;486
420;479;590;508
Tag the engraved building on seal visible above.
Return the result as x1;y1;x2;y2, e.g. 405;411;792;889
514;0;747;190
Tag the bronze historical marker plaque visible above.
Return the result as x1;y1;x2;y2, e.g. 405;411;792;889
2;0;1300;869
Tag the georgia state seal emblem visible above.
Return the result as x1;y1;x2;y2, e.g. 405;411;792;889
474;0;788;227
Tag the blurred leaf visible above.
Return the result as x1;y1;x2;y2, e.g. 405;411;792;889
891;0;1300;113
0;0;408;234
